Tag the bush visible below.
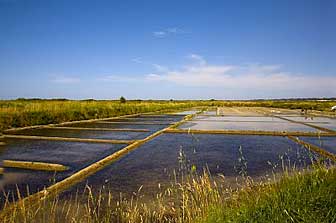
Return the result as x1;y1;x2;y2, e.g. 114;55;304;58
120;96;126;103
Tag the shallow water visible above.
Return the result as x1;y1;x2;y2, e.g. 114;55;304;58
59;114;182;130
0;169;57;199
11;128;151;140
186;114;321;132
63;134;318;199
204;107;262;116
0;140;126;202
107;118;180;123
202;111;217;115
299;137;336;154
0;139;125;168
179;120;318;132
280;116;336;131
0;113;183;203
174;111;199;115
194;116;286;122
267;109;302;116
0;110;332;205
64;122;168;131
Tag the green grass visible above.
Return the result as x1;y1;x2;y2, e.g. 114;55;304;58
0;99;335;131
200;166;336;223
0;100;203;131
1;165;335;222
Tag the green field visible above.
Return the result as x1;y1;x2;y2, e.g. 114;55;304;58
0;99;335;131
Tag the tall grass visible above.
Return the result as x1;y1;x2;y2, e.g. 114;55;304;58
1;164;334;222
0;100;203;131
1;99;334;131
200;165;336;223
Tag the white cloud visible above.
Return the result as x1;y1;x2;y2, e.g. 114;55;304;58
153;31;167;38
98;75;138;82
188;53;206;66
166;27;178;33
51;76;80;84
152;63;168;72
131;57;168;72
144;60;335;94
153;27;187;38
98;55;336;97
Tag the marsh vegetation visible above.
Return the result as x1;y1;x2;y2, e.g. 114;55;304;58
0;100;335;222
1;161;334;222
1;99;335;132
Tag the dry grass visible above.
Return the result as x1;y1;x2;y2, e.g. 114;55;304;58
1;164;335;223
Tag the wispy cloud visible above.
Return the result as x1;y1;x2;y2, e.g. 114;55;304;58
131;58;168;72
153;31;167;38
98;75;139;82
97;55;336;97
144;56;336;95
152;63;168;72
153;27;187;38
51;76;80;84
188;53;206;66
131;58;143;64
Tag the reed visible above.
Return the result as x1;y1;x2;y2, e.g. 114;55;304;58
0;164;334;223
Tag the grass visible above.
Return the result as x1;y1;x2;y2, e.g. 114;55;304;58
199;165;336;223
0;100;202;131
0;99;335;131
1;164;334;223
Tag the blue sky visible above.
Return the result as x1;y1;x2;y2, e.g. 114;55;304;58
0;0;335;99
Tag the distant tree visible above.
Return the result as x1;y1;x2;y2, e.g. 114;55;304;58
120;96;126;103
82;99;95;102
